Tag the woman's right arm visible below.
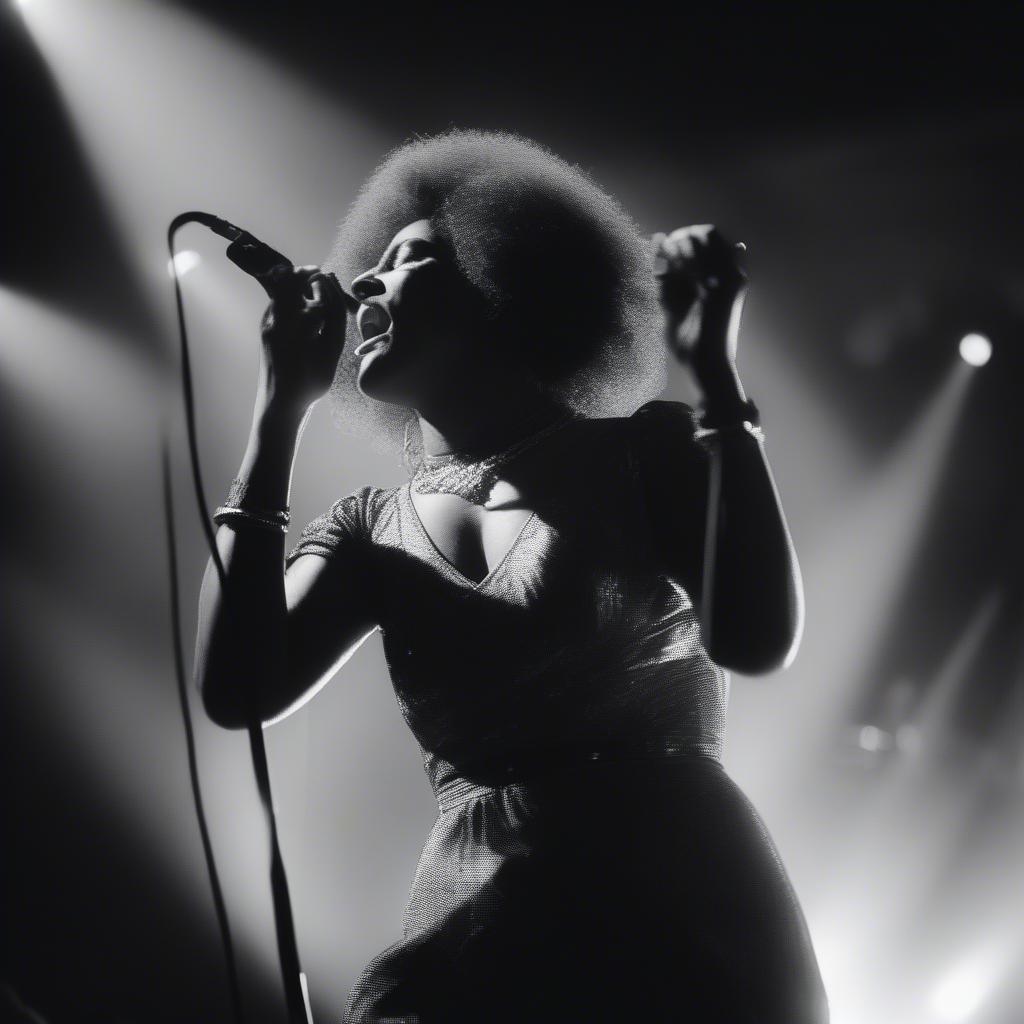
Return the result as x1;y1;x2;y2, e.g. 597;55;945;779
193;266;375;729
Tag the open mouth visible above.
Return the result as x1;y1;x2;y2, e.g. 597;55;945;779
355;302;393;355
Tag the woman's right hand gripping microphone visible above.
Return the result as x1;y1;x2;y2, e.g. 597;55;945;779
256;264;353;419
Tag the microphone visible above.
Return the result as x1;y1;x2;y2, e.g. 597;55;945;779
169;210;359;314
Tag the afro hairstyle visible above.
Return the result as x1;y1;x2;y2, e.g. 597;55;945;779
324;129;667;464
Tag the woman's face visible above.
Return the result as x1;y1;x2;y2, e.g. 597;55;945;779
350;219;488;407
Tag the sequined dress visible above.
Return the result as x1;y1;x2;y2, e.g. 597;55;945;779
285;400;830;1024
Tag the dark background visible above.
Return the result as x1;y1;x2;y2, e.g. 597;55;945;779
4;3;1024;1022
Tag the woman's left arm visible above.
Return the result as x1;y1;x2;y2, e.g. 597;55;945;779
656;226;805;675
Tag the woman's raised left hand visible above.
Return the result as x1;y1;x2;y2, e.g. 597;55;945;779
653;225;747;379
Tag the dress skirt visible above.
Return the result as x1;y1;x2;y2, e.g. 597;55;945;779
343;755;830;1024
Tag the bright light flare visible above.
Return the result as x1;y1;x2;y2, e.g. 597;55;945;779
167;249;200;278
958;332;992;367
857;724;892;753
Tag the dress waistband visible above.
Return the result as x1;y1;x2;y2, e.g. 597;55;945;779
433;743;722;813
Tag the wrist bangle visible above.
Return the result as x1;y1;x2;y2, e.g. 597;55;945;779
217;479;291;528
213;505;290;533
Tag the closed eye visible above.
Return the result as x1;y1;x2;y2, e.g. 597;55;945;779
394;255;434;270
388;239;437;271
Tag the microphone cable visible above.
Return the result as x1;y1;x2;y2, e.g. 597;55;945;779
162;212;345;1024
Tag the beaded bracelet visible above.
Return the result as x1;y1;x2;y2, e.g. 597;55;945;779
213;505;290;533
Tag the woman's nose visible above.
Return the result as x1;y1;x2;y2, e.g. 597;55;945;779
351;273;386;301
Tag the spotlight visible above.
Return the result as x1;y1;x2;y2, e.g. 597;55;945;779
958;332;992;367
167;250;200;278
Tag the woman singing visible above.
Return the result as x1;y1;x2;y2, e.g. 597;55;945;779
194;130;830;1023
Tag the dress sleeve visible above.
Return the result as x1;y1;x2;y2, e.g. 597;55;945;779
627;400;712;598
284;486;375;568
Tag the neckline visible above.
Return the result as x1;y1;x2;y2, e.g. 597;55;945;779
400;483;539;591
411;411;583;505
